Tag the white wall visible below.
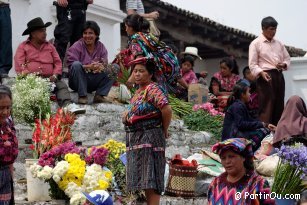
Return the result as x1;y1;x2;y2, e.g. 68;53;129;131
9;0;126;76
284;57;307;103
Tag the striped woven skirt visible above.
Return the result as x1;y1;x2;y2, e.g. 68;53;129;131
125;119;166;194
236;128;270;151
0;165;13;205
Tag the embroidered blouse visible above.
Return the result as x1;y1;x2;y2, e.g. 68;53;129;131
181;69;198;85
0;117;18;166
208;170;275;205
126;83;169;125
213;72;241;92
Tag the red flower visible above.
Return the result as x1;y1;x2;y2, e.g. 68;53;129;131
31;108;76;158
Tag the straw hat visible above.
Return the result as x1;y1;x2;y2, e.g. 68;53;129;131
180;47;202;60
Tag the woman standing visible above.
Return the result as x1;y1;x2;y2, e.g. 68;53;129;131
0;85;18;205
122;57;172;205
208;138;275;205
116;14;188;97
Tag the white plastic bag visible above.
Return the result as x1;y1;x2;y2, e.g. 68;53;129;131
119;84;131;103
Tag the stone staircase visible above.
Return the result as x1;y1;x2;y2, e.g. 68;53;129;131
3;77;211;204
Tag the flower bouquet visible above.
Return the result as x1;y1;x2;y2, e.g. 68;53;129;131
272;143;307;196
30;142;112;205
183;102;224;143
12;74;51;125
31;108;75;159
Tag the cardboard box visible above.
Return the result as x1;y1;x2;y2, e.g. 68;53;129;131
188;83;209;104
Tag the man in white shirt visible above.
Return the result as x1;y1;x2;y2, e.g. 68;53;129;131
0;0;12;77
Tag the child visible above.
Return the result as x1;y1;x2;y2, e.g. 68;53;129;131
222;82;274;151
180;55;198;85
0;85;18;205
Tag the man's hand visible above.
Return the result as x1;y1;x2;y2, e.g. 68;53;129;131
87;0;93;4
49;75;58;82
276;63;287;71
57;0;68;7
149;11;159;19
260;71;271;82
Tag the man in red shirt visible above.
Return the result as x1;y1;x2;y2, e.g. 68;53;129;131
14;17;85;113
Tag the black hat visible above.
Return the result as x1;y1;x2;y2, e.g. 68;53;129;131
22;17;52;36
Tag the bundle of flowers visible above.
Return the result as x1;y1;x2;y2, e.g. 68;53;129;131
12;74;51;125
184;103;224;143
272;143;307;196
193;102;224;116
31;108;75;158
30;142;112;205
100;140;130;202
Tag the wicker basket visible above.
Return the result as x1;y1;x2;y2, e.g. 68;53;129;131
165;163;198;197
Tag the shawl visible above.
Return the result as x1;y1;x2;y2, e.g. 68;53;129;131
273;95;307;144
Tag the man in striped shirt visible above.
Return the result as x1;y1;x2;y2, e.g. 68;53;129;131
126;0;159;19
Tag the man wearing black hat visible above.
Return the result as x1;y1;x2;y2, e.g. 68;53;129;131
54;0;93;64
0;0;12;77
14;17;85;114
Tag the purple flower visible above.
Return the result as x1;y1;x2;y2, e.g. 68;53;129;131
38;142;81;167
85;146;109;167
276;143;307;179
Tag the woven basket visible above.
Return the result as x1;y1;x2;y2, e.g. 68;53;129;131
165;164;198;197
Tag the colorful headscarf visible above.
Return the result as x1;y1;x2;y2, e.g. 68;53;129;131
127;56;154;67
212;138;253;157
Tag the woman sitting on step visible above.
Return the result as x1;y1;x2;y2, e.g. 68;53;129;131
0;85;18;205
208;138;275;205
222;82;275;151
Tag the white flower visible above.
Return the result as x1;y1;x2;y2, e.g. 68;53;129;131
64;182;82;198
52;174;61;183
12;74;51;124
70;192;86;205
30;164;42;178
53;161;69;177
37;166;53;180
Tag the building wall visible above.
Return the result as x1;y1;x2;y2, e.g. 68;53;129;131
9;0;126;76
284;57;307;103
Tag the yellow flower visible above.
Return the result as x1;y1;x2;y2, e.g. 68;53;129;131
98;180;109;190
104;171;113;181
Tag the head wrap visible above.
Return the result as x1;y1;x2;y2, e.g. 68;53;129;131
212;138;253;157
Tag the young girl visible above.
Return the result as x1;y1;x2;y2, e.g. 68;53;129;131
221;82;274;151
0;85;18;205
180;55;198;85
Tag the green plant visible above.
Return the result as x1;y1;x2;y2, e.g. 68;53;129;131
12;74;51;125
183;110;223;143
169;95;193;118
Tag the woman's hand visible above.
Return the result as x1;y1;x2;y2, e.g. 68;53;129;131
122;111;128;124
164;130;170;139
268;124;276;131
161;105;172;139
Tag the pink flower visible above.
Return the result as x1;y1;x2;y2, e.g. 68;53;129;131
193;104;200;111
